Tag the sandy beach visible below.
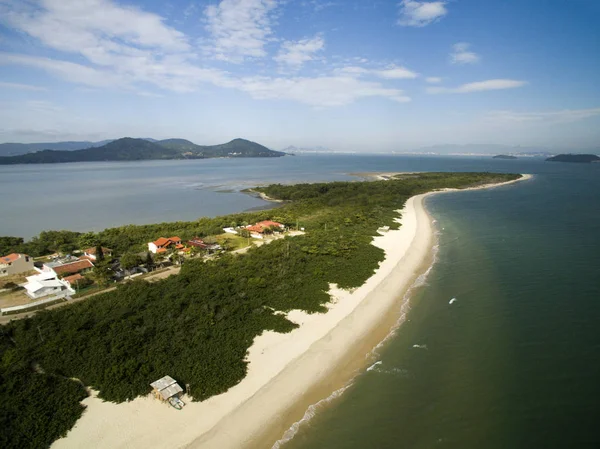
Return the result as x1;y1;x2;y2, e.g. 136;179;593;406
52;174;531;449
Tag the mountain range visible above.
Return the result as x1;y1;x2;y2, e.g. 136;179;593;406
0;138;286;164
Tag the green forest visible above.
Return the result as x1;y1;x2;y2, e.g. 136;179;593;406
0;172;519;448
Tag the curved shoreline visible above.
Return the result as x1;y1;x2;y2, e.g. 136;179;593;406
52;174;531;449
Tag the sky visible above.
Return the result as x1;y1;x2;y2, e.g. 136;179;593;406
0;0;599;152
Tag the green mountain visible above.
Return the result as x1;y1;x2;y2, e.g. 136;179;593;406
0;137;285;164
546;154;600;163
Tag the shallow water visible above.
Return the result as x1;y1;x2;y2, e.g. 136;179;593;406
279;160;600;449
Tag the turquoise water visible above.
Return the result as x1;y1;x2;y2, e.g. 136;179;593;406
281;161;600;449
2;156;599;448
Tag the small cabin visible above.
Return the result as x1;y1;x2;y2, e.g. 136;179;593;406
150;375;185;409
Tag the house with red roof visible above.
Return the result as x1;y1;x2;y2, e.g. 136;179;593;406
246;220;285;239
44;259;95;277
148;236;183;254
0;253;34;276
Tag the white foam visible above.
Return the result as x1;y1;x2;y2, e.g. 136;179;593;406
449;297;457;305
366;361;382;372
412;344;428;350
270;383;353;449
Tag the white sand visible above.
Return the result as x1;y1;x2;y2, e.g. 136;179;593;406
52;174;531;449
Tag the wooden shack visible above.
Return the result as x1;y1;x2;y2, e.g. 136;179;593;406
150;375;184;408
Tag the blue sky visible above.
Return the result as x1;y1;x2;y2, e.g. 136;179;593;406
0;0;599;151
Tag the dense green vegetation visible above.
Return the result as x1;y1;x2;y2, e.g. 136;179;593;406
546;154;600;163
0;137;285;165
0;172;519;448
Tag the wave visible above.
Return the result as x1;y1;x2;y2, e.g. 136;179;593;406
366;360;382;371
271;383;353;449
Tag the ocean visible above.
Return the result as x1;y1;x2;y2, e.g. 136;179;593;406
2;155;599;448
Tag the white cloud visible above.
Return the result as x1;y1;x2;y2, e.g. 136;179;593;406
337;65;419;79
425;77;442;83
237;75;411;106
274;35;325;68
3;0;189;54
427;79;527;94
203;0;279;63
485;108;600;124
0;0;414;108
398;0;448;27
450;42;479;65
0;81;47;91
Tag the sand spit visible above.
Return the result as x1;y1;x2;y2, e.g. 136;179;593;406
52;174;531;449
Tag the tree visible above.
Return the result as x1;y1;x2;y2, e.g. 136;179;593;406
120;253;141;272
238;229;251;239
144;252;154;270
91;260;111;287
95;245;105;262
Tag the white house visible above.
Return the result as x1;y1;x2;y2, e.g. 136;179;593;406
147;236;182;254
24;271;74;299
0;253;34;276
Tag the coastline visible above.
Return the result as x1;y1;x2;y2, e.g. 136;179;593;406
52;174;531;449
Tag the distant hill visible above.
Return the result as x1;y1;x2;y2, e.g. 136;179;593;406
0;137;285;164
0;140;113;157
194;138;285;158
546;154;600;163
493;155;518;159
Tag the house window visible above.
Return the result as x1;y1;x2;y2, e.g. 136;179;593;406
26;256;30;262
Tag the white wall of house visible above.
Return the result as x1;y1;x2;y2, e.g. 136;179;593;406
24;271;73;299
0;254;34;277
223;227;238;235
148;242;159;254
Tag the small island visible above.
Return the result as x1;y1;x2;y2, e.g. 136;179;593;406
493;155;518;160
546;154;600;163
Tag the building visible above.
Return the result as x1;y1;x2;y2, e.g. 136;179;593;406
23;271;74;299
82;247;113;261
148;236;183;254
246;220;285;239
0;253;34;277
63;273;85;289
150;375;185;409
44;259;94;277
187;237;221;252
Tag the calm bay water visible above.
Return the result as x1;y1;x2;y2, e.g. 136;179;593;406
2;155;599;448
1;154;541;238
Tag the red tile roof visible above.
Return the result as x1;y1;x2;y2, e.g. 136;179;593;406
152;236;182;247
247;221;285;234
153;237;170;247
63;273;84;283
53;259;94;276
257;220;284;228
1;253;22;264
